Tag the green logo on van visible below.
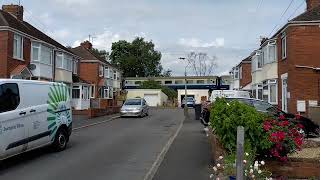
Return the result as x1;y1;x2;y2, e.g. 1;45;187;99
47;83;71;141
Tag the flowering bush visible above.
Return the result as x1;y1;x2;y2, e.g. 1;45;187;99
263;115;304;161
210;153;272;180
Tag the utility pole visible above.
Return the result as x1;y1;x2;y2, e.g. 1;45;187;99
179;57;188;115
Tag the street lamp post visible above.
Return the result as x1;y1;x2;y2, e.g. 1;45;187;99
179;57;189;115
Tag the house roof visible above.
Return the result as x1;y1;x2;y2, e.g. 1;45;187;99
271;6;320;38
71;46;116;68
0;9;74;54
291;6;320;22
10;64;29;75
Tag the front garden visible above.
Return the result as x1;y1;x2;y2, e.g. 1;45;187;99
208;98;320;179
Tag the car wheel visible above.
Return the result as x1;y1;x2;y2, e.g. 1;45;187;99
52;128;68;152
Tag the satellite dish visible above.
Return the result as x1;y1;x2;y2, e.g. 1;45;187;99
28;64;36;70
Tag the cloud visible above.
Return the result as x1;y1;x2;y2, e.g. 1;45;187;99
178;38;225;48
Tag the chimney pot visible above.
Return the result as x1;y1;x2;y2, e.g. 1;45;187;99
2;4;24;21
306;0;320;11
80;41;93;50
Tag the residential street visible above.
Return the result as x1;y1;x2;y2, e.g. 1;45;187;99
0;109;184;180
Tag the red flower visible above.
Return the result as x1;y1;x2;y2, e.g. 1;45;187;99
294;137;303;147
263;121;272;131
279;120;289;127
297;124;304;129
280;156;288;162
279;115;286;120
295;114;302;120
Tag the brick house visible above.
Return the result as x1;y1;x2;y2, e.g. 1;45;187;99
71;41;122;109
272;0;320;115
230;56;252;91
0;4;80;86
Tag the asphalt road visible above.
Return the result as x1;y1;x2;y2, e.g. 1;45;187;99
0;108;184;180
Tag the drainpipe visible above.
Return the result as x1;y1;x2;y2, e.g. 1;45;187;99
52;50;56;82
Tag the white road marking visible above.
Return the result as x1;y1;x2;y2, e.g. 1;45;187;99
72;116;121;131
143;115;185;180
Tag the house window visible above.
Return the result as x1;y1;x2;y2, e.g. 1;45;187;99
31;42;53;65
0;83;20;113
268;43;276;63
73;60;78;74
13;34;23;60
234;67;239;79
261;80;277;104
56;53;72;71
82;86;89;100
89;85;95;98
252;84;263;100
104;66;109;78
281;34;287;59
99;65;104;77
258;53;263;69
72;86;80;99
56;53;63;68
239;66;243;80
113;70;117;80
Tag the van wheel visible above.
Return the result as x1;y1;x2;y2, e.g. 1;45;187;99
52;128;68;152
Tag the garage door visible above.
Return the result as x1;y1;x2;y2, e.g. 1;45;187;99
144;94;159;107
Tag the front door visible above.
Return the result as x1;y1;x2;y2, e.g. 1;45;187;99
0;83;27;159
282;78;288;112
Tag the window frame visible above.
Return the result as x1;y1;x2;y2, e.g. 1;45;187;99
281;33;287;60
13;34;24;60
99;65;104;77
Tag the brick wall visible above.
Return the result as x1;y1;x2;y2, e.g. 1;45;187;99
0;31;9;78
278;25;320;116
240;63;252;88
0;31;31;78
79;62;103;97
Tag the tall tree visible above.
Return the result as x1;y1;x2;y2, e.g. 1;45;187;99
110;37;162;77
187;52;217;76
91;48;109;61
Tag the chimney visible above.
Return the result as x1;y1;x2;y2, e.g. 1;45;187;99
2;4;24;21
306;0;320;11
80;41;93;50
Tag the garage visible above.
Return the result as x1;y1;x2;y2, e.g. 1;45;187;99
126;89;168;107
144;94;159;106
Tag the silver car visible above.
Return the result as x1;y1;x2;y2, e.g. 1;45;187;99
120;98;149;117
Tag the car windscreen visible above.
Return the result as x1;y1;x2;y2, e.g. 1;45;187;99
251;100;277;113
124;99;141;105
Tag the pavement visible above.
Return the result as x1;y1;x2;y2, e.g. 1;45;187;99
0;108;185;180
153;110;211;180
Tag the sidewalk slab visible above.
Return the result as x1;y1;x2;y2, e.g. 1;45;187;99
153;111;211;180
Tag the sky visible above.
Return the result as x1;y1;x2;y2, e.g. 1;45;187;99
2;0;306;76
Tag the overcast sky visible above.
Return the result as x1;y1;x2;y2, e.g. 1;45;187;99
2;0;306;76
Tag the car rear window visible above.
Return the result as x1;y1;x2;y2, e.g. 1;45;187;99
124;99;141;105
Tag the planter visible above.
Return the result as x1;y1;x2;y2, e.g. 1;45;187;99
265;158;320;178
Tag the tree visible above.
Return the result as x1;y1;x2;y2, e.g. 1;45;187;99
91;48;109;62
110;37;162;77
161;69;172;77
187;52;217;76
140;80;177;100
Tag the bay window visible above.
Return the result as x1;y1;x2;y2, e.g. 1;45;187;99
234;67;239;79
262;41;277;65
31;42;53;65
73;60;78;74
251;51;262;72
252;84;263;100
56;53;73;71
262;80;277;104
13;34;23;60
99;65;104;77
72;86;80;99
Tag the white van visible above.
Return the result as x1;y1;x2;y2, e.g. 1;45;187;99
210;90;250;101
0;79;72;160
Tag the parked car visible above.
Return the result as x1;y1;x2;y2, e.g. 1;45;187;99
0;79;72;160
120;98;149;117
225;97;320;137
181;97;196;108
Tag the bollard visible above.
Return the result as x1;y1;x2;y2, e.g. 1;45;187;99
236;126;244;180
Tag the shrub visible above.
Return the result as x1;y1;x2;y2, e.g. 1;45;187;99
263;115;304;161
210;98;272;154
140;80;177;100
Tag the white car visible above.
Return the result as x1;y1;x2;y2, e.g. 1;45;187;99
0;79;72;160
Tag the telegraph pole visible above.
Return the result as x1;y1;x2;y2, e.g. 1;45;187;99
179;57;188;115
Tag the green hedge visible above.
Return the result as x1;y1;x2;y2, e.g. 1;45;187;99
210;98;272;154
